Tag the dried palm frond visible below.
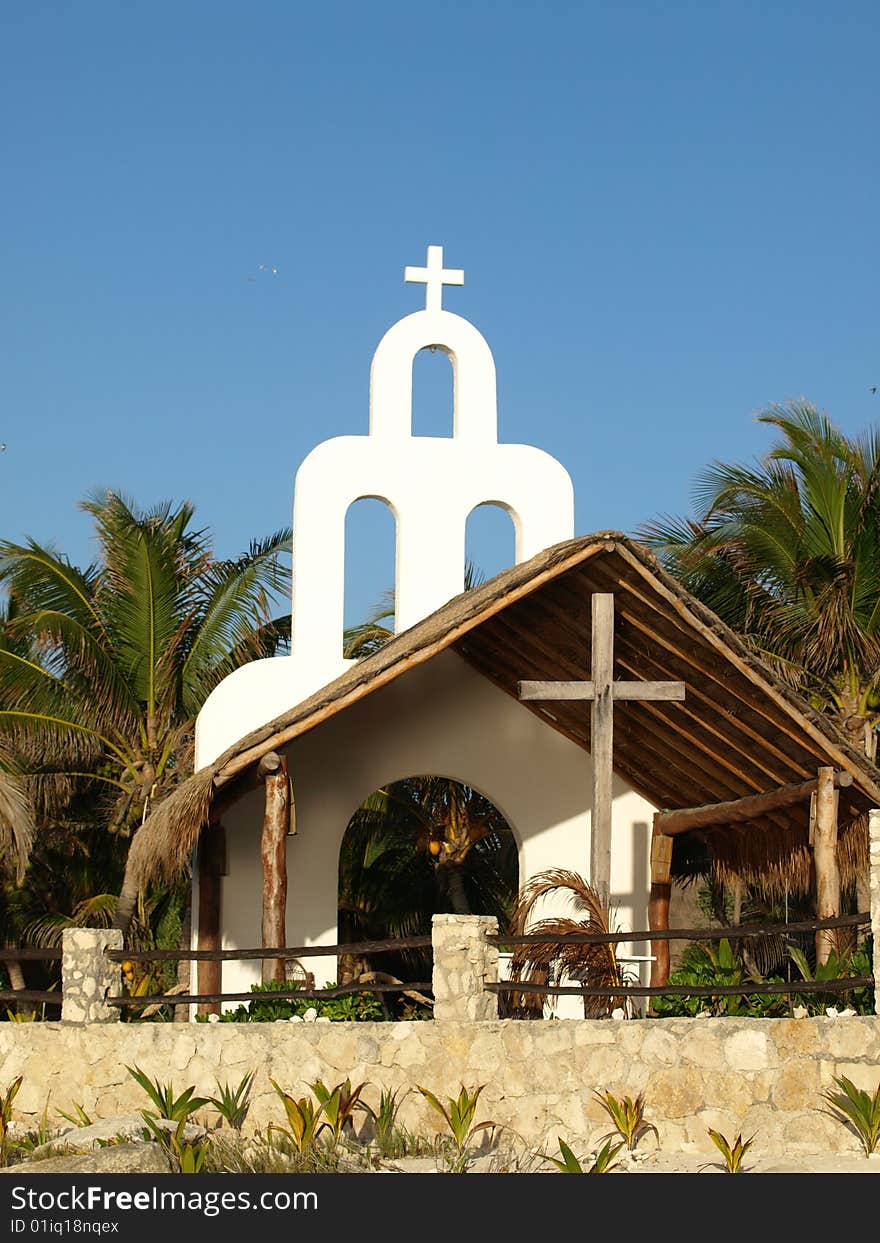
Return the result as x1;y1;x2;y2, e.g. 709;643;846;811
124;765;215;892
710;811;868;900
506;869;629;1019
0;769;34;884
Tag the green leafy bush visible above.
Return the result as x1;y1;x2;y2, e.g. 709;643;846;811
787;944;874;1016
651;940;788;1018
125;1066;210;1122
309;1078;370;1146
208;1072;254;1130
269;1082;327;1157
196;980;385;1023
361;1087;411;1157
651;937;874;1019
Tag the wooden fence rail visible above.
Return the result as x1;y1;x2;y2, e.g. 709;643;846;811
0;990;61;1005
0;949;62;962
106;980;434;1008
104;935;433;964
2;917;873;1015
489;912;868;948
489;977;873;1000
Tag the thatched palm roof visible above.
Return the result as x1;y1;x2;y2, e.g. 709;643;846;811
124;532;880;900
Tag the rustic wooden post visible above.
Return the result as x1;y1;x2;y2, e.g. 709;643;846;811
813;765;841;965
590;593;614;903
196;821;225;1017
648;814;673;989
259;751;290;984
868;808;880;1014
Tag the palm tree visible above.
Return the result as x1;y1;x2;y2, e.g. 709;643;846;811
639;402;880;760
0;491;291;929
338;776;517;984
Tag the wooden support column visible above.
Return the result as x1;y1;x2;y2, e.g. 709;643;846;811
648;814;673;990
259;751;290;984
813;766;841;965
196;821;226;1017
590;593;614;903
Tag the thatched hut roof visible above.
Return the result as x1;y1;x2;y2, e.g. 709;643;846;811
124;532;880;900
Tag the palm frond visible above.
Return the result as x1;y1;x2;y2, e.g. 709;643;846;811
507;869;627;1018
0;768;34;883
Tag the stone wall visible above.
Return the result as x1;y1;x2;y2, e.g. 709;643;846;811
2;1015;879;1159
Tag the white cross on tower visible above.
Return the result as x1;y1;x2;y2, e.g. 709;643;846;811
404;245;465;313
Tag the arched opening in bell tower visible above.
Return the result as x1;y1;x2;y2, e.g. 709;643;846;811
343;497;397;654
465;502;517;585
411;345;454;437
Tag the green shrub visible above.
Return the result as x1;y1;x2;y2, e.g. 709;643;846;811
208;1072;254;1130
0;1078;23;1166
195;980;385;1023
125;1066;210;1122
787;944;874;1016
361;1087;411;1157
651;940;787;1018
651;937;874;1019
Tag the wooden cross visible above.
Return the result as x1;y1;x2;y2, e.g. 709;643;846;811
404;244;464;313
518;593;685;902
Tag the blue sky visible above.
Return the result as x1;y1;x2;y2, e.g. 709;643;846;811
2;2;878;627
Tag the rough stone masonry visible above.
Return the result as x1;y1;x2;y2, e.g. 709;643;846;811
2;1015;879;1159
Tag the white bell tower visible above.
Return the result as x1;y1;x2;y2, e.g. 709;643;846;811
290;244;574;685
196;246;575;764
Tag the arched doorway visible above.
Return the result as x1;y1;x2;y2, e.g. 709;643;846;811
338;774;518;990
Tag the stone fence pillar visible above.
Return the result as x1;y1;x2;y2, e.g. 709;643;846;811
870;810;880;1016
431;914;498;1021
61;928;123;1023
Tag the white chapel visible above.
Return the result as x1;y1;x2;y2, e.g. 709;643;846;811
193;246;657;995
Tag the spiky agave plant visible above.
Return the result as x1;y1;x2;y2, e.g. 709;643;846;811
543;1135;624;1174
594;1090;657;1151
505;869;630;1019
823;1075;880;1156
706;1128;755;1173
417;1084;495;1171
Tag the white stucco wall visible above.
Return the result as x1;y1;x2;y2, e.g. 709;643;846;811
195;648;656;1005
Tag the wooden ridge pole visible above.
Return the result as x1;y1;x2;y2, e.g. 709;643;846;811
259;751;290;984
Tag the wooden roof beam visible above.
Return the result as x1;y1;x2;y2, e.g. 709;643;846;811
657;771;854;836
